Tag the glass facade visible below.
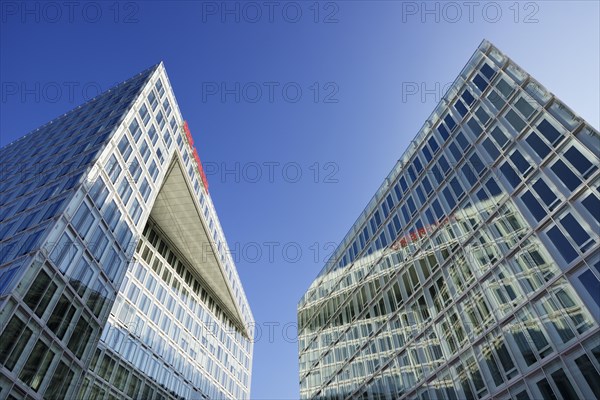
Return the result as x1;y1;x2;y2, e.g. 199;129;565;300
0;63;253;399
298;40;600;399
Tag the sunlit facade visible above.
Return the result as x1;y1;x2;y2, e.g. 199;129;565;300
0;63;254;399
298;40;600;399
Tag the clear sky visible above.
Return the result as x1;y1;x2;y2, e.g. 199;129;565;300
1;1;598;398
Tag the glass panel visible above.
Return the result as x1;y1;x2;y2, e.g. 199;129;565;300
551;160;581;191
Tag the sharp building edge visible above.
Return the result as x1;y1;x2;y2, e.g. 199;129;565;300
298;40;600;400
0;62;254;399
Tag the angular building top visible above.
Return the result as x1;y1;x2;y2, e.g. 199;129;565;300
299;39;599;308
1;62;254;399
298;40;599;399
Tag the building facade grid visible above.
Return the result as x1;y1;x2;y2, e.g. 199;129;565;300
298;40;600;400
0;63;254;400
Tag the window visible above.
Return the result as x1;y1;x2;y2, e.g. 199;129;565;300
23;269;58;318
473;74;488;92
72;202;95;238
537;119;563;145
454;99;468;117
406;196;416;215
89;226;109;261
0;315;33;371
515;97;535;119
117;135;132;161
140;104;150;126
532;178;559;210
413;156;423;174
140;140;151;163
520;190;545;222
19;339;55;391
525;132;551;159
437;124;449;141
149;90;158;110
50;232;78;274
149;160;159;182
148;124;159;145
163;98;171;115
510;150;532;176
42;198;65;221
442;187;456;210
578;270;600;308
449;177;464;199
117;223;133;249
104;247;123;282
486;178;503;198
428;136;440;153
103;200;121;231
480;63;495;80
89;178;108;208
18;229;44;257
47;294;77;339
574;353;600;398
128;157;142;183
118;179;133;205
491;126;509;148
163;130;172;149
488;90;505;110
582;192;600;223
547;226;578;263
461;89;475;105
46;361;74;399
536;378;556;399
0;264;20;295
140;178;151;202
105;155;122;183
475;107;491;125
438;155;450;175
564;146;597;178
444;114;456;131
549;368;579;400
157;111;166;130
468;152;485;177
407;164;417;182
559;213;594;251
456;131;469;151
39;185;58;203
483;138;500;160
496;79;513;98
506;110;526;133
130;199;143;225
422;177;433;195
500;162;521;189
462;164;477;186
129;118;142;142
67;314;94;358
156;79;165;97
551;159;581;191
467;118;483;137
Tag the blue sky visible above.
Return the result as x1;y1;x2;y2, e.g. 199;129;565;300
1;1;598;398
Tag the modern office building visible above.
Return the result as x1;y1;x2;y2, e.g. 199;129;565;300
0;63;254;399
298;40;600;399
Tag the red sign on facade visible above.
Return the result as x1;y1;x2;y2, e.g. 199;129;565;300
390;216;452;251
182;121;209;193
